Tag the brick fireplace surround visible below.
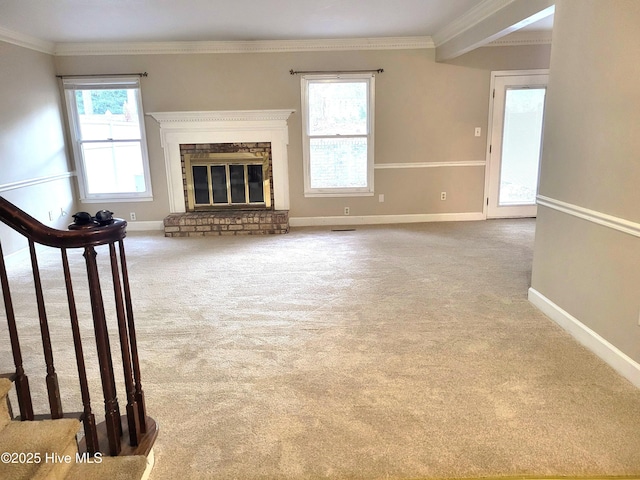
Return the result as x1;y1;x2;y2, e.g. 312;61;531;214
148;110;295;236
163;210;290;236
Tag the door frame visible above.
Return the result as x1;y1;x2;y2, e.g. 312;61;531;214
483;69;549;219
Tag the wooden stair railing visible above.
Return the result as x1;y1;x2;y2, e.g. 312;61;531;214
0;196;157;457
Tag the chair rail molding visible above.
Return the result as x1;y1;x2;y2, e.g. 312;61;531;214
375;160;485;169
0;172;76;193
537;195;640;239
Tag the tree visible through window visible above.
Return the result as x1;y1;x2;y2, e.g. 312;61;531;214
63;77;152;201
301;74;375;196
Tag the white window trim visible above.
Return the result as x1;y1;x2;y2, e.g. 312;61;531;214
301;74;375;197
63;76;153;203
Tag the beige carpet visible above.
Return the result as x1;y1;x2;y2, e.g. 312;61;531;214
2;219;640;479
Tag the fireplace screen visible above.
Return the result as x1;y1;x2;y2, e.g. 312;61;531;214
185;152;271;210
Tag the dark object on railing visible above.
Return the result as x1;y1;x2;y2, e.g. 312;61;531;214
70;210;114;229
71;211;95;226
0;196;157;457
95;210;114;226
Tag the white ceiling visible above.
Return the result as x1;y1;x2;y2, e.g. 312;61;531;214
0;0;551;45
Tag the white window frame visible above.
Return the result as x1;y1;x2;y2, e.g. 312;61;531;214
63;76;153;203
301;74;375;197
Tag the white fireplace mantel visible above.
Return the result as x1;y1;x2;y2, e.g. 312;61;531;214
147;109;296;213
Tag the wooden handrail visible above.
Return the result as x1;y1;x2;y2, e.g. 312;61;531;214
0;195;157;457
0;196;126;248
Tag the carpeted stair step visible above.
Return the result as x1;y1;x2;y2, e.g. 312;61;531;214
0;418;80;480
0;378;12;431
65;454;150;480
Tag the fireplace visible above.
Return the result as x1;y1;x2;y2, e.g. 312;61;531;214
148;110;295;236
181;146;272;211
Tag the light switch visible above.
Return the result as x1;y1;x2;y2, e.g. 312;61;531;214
475;127;481;137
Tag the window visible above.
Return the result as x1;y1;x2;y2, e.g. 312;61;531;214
63;76;152;202
301;74;375;196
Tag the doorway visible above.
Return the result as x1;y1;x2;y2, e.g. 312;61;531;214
485;70;548;218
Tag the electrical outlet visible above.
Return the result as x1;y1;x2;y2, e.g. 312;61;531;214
344;207;350;216
130;212;137;221
440;192;447;201
379;194;385;203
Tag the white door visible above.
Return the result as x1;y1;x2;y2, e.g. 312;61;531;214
486;71;548;218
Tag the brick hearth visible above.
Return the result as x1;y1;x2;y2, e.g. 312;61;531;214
163;210;289;237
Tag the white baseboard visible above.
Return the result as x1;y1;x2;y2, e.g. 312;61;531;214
290;212;484;227
126;221;165;232
124;213;485;230
528;287;640;389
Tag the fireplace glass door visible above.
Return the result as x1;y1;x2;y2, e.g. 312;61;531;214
189;161;268;208
247;165;265;203
207;166;225;204
229;165;246;203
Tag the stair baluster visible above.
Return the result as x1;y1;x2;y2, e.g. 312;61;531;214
118;241;148;433
61;247;100;454
0;242;34;421
108;243;141;447
28;239;63;419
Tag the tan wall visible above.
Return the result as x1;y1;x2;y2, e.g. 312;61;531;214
536;3;640;222
531;0;640;361
0;42;76;255
54;45;550;222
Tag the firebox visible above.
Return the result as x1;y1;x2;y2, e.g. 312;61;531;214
184;152;271;211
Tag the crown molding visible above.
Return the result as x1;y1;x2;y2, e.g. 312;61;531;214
0;26;55;54
433;0;515;46
486;30;552;46
53;36;434;56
